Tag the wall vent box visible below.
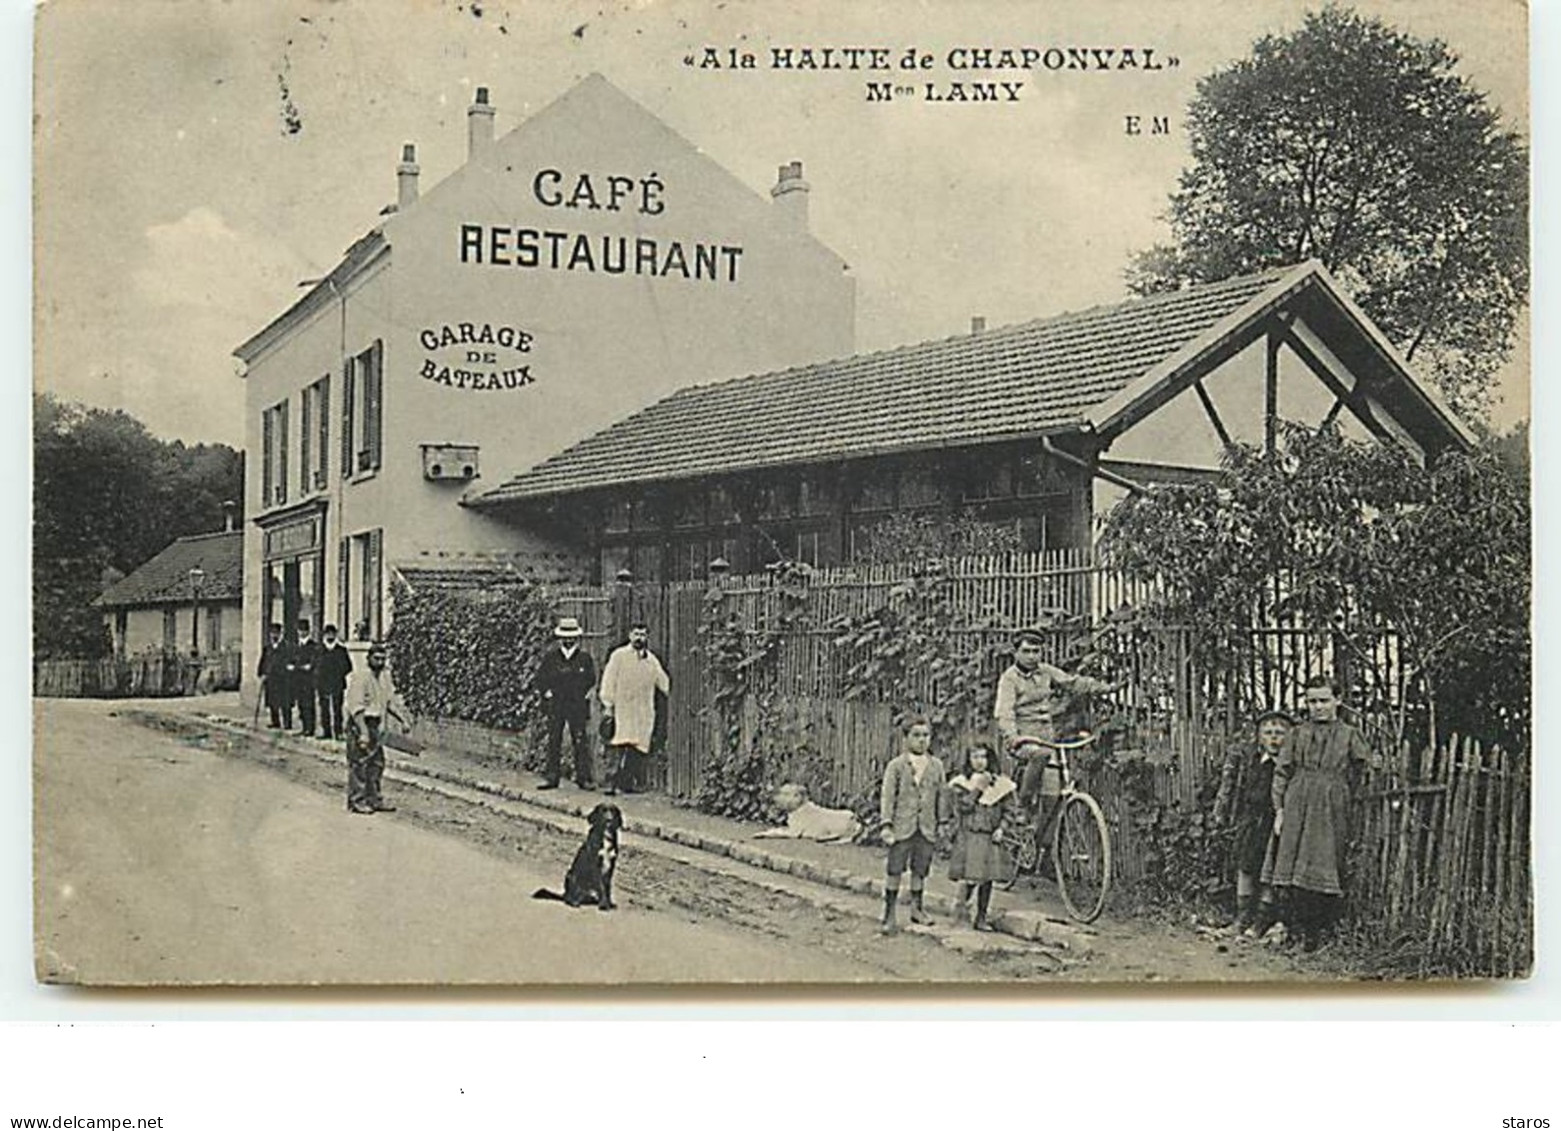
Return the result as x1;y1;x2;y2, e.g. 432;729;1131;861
421;444;481;481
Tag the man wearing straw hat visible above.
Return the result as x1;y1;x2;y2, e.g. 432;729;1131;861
536;616;598;790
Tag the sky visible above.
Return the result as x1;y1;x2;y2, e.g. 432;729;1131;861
31;0;1531;448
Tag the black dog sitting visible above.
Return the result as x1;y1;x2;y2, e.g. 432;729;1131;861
532;802;622;911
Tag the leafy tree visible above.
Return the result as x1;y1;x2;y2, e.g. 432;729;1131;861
1130;5;1528;418
1099;423;1529;751
33;393;244;659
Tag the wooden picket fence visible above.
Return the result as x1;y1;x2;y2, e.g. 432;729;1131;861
33;652;244;699
539;551;1533;971
1351;736;1532;976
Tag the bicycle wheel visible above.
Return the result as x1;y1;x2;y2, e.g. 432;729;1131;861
1053;792;1111;923
1001;828;1040;891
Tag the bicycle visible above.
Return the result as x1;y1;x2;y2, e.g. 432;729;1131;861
1000;731;1112;923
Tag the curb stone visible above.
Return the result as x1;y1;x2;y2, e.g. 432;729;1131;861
167;707;1091;953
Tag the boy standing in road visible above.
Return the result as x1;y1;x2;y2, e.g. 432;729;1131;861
878;717;952;935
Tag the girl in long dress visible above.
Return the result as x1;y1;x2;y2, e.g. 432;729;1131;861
1266;676;1371;952
947;744;1018;931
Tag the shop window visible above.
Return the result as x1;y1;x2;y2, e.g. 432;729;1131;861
261;400;289;508
162;608;178;652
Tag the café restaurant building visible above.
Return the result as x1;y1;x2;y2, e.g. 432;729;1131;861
234;75;856;698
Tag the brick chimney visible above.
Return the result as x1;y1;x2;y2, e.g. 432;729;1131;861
468;86;495;162
397;143;420;210
770;160;809;231
971;316;986;334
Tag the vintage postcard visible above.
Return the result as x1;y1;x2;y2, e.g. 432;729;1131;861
31;0;1531;986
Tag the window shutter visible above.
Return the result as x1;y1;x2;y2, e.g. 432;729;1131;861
261;409;274;506
369;527;384;638
337;537;350;634
341;357;356;479
299;389;312;495
277;401;289;505
365;339;384;471
317;375;330;484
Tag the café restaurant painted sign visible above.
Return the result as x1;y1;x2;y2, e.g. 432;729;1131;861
418;321;537;391
457;167;746;283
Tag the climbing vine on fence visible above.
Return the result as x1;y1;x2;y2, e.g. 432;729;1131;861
828;562;1036;748
694;563;818;823
387;579;559;739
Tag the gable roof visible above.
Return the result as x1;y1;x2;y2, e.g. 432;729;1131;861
469;267;1291;505
470;261;1474;507
96;531;243;609
235;73;849;366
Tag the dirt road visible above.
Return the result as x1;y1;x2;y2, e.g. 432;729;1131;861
35;699;1088;985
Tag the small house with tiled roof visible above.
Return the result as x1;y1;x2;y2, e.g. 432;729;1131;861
95;530;244;659
468;260;1472;582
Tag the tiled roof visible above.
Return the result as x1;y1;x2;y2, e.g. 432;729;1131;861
472;267;1293;504
96;531;243;609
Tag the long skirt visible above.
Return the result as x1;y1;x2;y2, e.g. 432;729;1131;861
1264;770;1351;895
948;829;1016;884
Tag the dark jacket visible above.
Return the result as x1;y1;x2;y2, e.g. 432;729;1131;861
316;642;354;693
291;637;323;693
536;645;597;715
1213;742;1279;875
258;638;294;707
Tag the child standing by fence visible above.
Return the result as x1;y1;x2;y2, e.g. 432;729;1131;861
1212;710;1291;937
1266;675;1372;952
878;717;952;935
947;744;1017;931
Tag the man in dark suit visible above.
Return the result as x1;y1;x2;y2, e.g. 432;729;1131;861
258;622;294;729
291;618;322;737
315;622;354;739
535;616;598;790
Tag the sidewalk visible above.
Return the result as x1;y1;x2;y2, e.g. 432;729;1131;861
160;695;1098;951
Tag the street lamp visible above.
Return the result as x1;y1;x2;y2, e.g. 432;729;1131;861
188;566;206;655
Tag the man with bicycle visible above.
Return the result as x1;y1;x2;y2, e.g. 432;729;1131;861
994;628;1115;819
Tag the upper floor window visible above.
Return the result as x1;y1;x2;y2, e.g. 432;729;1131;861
300;375;330;493
342;340;383;478
261;400;289;508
